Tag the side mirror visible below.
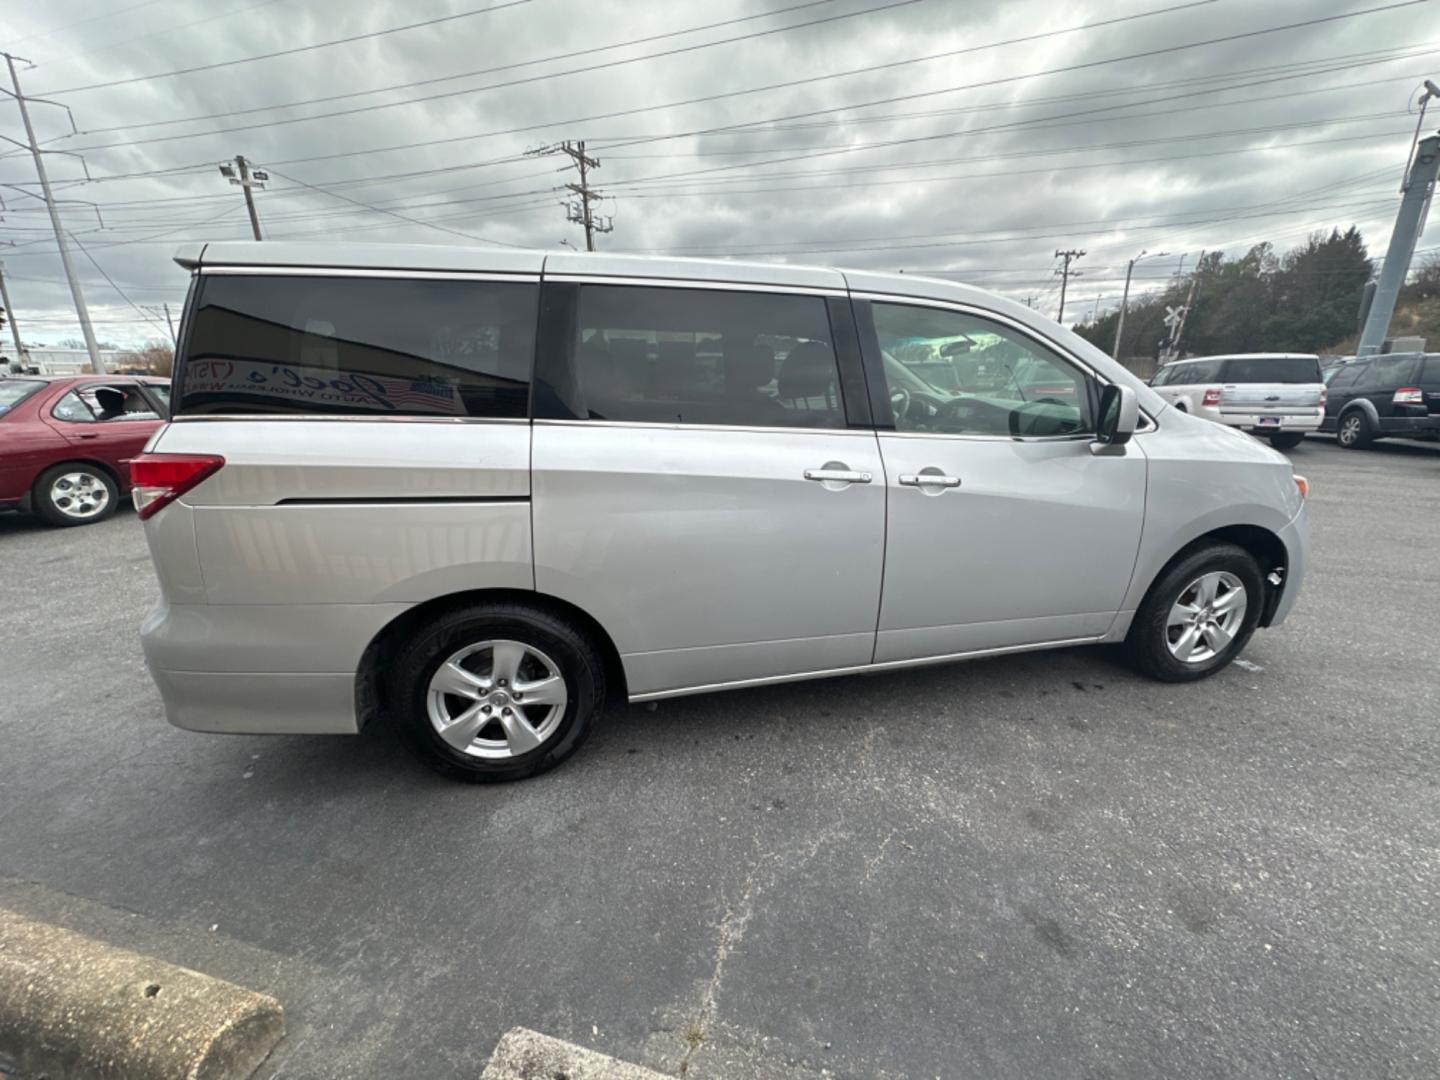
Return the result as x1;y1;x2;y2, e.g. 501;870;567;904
1092;384;1139;454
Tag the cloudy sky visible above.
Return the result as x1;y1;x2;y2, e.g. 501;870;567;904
1;0;1435;349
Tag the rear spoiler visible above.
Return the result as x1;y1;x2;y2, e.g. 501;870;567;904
173;243;209;271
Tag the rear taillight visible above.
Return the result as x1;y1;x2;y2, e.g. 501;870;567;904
1393;386;1423;405
1319;388;1328;406
1201;387;1223;406
130;453;224;520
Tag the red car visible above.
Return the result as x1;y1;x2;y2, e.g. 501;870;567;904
0;375;170;526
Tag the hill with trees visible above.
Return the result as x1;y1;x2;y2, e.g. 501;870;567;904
1072;228;1439;363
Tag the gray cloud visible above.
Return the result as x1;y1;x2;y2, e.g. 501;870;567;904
1;0;1432;345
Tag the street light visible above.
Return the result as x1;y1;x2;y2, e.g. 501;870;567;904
1112;250;1169;360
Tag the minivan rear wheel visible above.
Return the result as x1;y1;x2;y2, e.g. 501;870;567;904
389;603;605;782
1124;543;1264;682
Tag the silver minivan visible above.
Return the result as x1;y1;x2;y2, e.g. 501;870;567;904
134;243;1309;782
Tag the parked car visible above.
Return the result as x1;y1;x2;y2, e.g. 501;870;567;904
1318;352;1440;447
1148;353;1326;450
0;375;170;526
134;243;1308;782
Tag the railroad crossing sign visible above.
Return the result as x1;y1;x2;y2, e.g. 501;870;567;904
1163;304;1186;333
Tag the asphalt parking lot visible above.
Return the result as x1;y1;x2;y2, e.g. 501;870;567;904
2;436;1438;1079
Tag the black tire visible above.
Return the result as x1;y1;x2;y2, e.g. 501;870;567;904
388;602;605;782
32;463;119;527
1267;432;1305;450
1335;409;1373;449
1124;542;1265;682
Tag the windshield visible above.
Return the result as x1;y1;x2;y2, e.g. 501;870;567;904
1219;357;1321;383
0;379;45;415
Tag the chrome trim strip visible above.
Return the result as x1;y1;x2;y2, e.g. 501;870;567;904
169;414;529;424
879;429;1093;444
533;417;870;437
198;266;538;282
543;273;846;297
627;635;1103;702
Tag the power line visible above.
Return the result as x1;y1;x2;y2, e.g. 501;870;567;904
47;31;1421;179
258;166;530;248
71;0;859;131
8;105;1403;221
40;0;1229;151
30;0;293;69
40;0;538;96
6;0;173;48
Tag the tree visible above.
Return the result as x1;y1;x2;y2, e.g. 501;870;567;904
115;341;174;376
1073;227;1373;359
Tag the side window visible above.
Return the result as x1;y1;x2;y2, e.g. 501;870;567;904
179;275;538;417
145;384;172;412
872;303;1092;437
1187;360;1221;383
1422;356;1440;384
565;285;843;428
1325;365;1362;389
51;390;96;422
53;384;155;423
1363;355;1417;388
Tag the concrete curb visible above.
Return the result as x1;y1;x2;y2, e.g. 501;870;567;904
0;909;284;1080
480;1028;670;1080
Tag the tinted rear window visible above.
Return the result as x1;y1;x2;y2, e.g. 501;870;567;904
1218;357;1321;383
0;380;45;414
178;274;538;417
1361;354;1418;386
555;284;844;428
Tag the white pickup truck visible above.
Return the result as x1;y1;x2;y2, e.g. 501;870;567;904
1148;353;1326;450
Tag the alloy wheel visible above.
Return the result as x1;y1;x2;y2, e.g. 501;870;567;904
1165;571;1248;664
426;639;568;759
1338;415;1362;446
50;471;111;520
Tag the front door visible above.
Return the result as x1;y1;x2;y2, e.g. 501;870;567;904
532;281;885;698
857;298;1147;662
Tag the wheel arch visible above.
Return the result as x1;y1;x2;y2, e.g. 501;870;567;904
1134;523;1290;630
355;588;628;729
1338;398;1380;423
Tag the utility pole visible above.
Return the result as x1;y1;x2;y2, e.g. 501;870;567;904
0;260;27;367
219;156;267;240
163;302;176;345
4;51;104;373
1358;85;1439;354
1054;249;1085;323
527;140;612;251
1113;249;1169;359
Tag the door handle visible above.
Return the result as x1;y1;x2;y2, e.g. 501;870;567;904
804;467;872;484
899;472;961;489
76;433;100;440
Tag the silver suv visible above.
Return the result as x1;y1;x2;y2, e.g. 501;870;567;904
134;243;1310;782
1148;353;1327;450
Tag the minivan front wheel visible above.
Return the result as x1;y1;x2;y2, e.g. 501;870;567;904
390;603;605;782
1125;543;1264;682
